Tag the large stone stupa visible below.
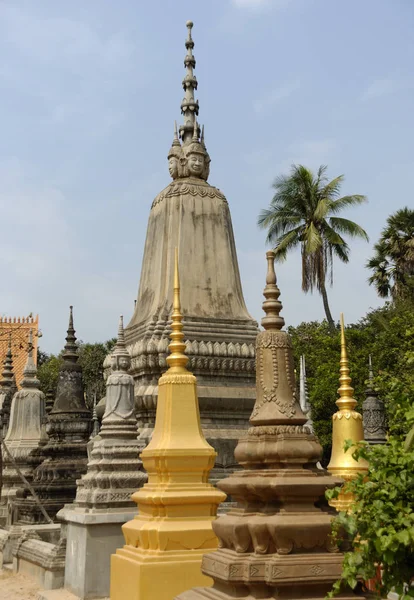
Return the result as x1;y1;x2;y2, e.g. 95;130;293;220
120;21;258;479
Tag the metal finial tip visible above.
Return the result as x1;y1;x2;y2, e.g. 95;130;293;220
186;20;193;28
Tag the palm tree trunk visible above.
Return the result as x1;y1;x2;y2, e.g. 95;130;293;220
319;281;335;331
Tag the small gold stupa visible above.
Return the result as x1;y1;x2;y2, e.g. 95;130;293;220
110;249;226;600
327;313;368;511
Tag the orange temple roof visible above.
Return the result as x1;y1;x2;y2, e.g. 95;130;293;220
0;315;39;389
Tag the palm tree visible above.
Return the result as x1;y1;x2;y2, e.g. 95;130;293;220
258;165;369;330
367;207;414;300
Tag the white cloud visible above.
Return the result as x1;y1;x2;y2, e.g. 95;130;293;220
361;77;413;101
254;80;300;114
0;4;134;70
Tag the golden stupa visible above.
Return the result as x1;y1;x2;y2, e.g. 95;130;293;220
327;313;368;511
110;250;226;600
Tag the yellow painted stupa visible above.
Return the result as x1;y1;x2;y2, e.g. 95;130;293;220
110;249;226;600
327;313;368;511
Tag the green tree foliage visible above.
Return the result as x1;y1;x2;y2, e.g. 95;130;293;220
327;394;414;598
258;165;368;329
37;339;117;409
288;299;414;465
78;339;116;409
367;207;414;301
37;351;62;395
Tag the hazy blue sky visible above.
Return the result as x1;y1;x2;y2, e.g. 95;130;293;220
1;0;413;354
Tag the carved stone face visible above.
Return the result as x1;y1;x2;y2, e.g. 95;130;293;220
119;356;130;371
188;153;205;177
112;355;131;371
168;157;179;179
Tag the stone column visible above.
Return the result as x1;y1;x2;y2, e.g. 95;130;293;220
58;316;146;599
176;252;357;600
110;250;225;600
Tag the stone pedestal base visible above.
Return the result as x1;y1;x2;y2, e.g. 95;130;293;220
110;546;213;600
177;551;358;600
12;530;66;590
58;507;137;600
0;523;61;567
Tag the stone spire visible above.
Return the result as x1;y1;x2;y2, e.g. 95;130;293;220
166;21;210;181
327;313;368;511
179;20;199;143
111;249;225;600
1;335;15;387
0;334;17;438
121;19;258;489
249;250;304;425
20;330;39;387
45;386;55;415
299;354;313;432
176;252;350;600
52;306;86;414
362;355;387;445
13;307;91;524
0;331;45;526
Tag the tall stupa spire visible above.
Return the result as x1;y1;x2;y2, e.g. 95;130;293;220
123;18;259;491
180;20;199;143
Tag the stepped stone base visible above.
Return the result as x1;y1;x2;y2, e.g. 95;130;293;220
38;590;109;600
11;529;66;590
0;523;61;567
57;506;137;600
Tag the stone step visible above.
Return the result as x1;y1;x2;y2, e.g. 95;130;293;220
37;589;109;600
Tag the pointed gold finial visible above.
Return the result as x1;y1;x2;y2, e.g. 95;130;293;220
337;313;356;410
166;248;189;372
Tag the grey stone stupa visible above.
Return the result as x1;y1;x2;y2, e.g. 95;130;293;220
0;330;45;527
103;20;258;483
362;355;387;445
58;316;146;599
14;307;91;524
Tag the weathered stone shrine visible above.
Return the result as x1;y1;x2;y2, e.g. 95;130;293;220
0;330;45;528
362;355;387;445
111;20;258;479
110;250;226;600
177;252;353;600
14;307;91;524
58;316;146;599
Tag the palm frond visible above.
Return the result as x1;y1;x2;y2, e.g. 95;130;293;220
329;217;369;241
320;175;345;200
329;195;367;214
273;226;303;260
